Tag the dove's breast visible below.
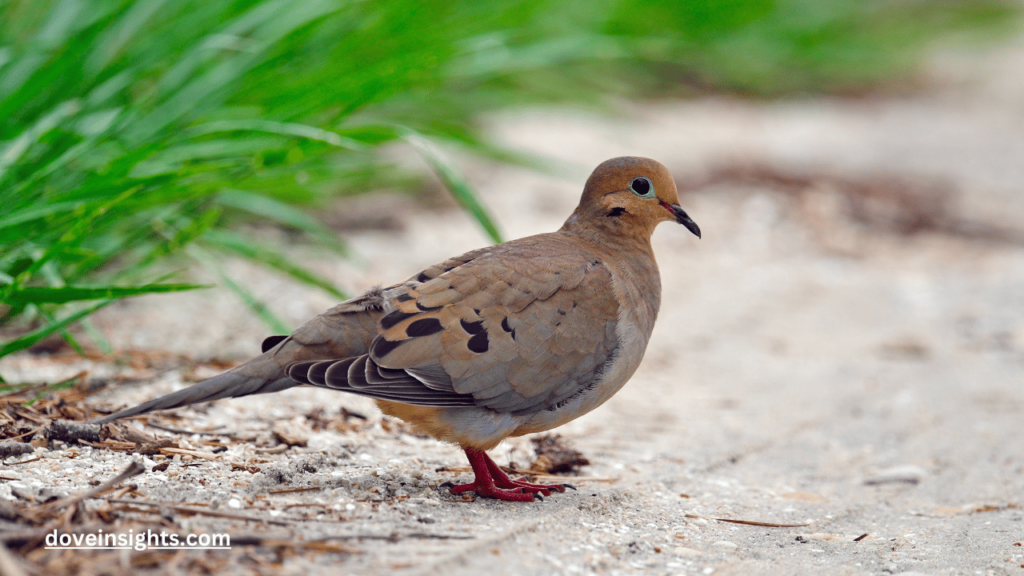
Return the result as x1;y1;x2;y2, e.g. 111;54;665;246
512;251;662;436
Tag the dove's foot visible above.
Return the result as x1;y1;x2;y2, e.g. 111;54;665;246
484;453;568;495
448;480;542;501
448;448;567;501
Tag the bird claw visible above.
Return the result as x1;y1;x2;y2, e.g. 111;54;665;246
496;477;567;496
450;448;572;502
447;481;540;502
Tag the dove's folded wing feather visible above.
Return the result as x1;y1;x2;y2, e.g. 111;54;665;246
288;234;620;416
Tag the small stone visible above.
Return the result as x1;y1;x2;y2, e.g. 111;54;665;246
272;421;309;447
227;498;242;510
781;491;825;503
864;465;927;485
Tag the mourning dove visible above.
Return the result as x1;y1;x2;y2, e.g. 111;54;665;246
96;156;700;501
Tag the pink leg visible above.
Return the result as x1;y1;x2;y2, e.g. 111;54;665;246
447;448;572;501
482;453;571;495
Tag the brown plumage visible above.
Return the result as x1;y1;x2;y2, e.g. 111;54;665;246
96;156;700;502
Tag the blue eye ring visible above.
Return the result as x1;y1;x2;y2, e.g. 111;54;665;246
629;176;655;198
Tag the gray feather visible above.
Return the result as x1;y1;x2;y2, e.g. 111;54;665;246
93;371;297;424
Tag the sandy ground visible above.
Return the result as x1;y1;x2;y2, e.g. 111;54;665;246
2;39;1024;576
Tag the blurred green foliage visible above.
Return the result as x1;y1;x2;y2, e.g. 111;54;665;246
0;0;1017;360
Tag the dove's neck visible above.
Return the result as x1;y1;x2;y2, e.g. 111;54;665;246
560;211;656;252
606;239;661;335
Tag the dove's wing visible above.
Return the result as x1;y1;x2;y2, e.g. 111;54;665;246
288;234;620;416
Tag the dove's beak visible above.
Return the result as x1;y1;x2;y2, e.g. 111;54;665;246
664;203;701;238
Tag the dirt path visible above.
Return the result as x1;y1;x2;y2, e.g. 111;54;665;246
2;39;1023;576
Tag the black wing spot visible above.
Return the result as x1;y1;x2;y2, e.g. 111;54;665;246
371;337;405;358
606;207;626;217
406;318;444;337
416;271;431;283
467;331;489;353
396;294;414;302
261;335;287;353
461;318;485;335
443;265;457;272
501;317;513;332
416;301;442;312
511;328;516;341
557;309;566;316
380;310;417;330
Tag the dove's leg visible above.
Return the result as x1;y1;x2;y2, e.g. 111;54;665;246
481;452;570;495
448;448;537;501
448;449;566;501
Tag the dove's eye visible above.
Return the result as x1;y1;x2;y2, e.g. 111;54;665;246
629;176;655;198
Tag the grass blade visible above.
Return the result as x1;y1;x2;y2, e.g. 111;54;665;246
0;300;112;359
139;208;223;267
202;228;347;300
2;283;208;305
216;189;347;255
186;120;365;150
6;186;139;290
38;307;87;356
401;128;503;245
186;244;291;334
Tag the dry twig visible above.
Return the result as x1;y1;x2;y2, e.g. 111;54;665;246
0;542;28;576
684;513;812;528
38;461;146;514
106;499;292;526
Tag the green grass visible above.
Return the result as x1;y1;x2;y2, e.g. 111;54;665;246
0;0;1018;361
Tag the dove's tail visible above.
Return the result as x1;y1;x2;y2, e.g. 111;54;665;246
94;301;385;424
93;355;298;424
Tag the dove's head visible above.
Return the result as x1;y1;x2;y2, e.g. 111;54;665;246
564;156;701;241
